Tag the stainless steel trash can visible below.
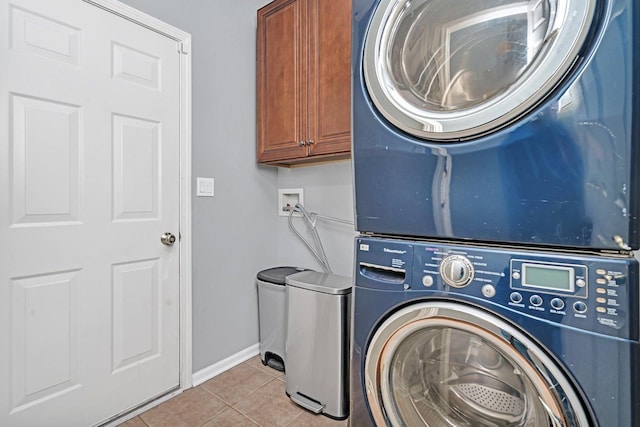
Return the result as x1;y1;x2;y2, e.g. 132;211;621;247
284;271;352;420
257;266;307;371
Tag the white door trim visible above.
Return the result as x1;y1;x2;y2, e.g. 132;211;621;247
82;0;193;390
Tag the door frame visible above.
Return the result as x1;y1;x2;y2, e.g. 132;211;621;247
83;0;193;391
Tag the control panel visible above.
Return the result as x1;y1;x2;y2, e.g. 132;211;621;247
356;237;639;340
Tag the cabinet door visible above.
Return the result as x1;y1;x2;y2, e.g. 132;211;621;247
306;0;352;157
257;0;306;162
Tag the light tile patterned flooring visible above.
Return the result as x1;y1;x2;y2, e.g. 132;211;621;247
119;356;349;427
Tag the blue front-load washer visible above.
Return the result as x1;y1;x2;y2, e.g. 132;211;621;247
350;236;640;426
352;0;640;251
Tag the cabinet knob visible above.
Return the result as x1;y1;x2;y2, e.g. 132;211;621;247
298;140;306;147
307;139;314;146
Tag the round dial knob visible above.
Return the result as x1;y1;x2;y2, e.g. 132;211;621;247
439;255;474;288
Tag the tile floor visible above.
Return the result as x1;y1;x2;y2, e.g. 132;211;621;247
118;356;349;427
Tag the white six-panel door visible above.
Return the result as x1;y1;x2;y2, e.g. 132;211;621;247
0;0;182;425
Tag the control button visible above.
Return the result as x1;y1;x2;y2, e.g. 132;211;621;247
576;279;586;288
529;295;543;307
512;271;521;280
596;297;607;304
440;255;474;288
550;298;565;311
596;269;607;275
422;275;434;287
596;288;606;294
596;278;607;285
481;285;496;298
596;307;607;313
510;292;523;304
573;301;588;314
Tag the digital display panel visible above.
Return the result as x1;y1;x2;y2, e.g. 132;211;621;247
522;264;573;292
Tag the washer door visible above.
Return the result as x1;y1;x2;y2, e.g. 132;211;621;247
365;302;591;426
363;0;595;140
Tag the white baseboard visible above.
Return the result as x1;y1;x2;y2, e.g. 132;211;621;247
192;343;260;387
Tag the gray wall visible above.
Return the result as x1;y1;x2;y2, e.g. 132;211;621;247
119;0;355;373
277;161;356;277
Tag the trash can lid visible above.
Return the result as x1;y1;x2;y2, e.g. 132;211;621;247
257;266;308;286
285;271;352;295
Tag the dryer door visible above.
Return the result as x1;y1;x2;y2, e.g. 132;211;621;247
364;0;595;140
365;302;592;426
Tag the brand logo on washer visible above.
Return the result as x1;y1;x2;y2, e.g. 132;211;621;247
384;248;406;254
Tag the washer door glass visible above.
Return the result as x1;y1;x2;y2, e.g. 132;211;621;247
365;302;591;426
363;0;596;140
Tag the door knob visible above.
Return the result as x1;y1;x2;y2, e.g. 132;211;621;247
161;232;176;246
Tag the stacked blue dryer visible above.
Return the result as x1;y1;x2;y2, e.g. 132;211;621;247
350;0;640;426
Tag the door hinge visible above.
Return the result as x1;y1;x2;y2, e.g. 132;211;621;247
178;41;189;55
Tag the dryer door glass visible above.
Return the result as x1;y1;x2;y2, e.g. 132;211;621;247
365;302;591;426
389;327;549;425
363;0;596;140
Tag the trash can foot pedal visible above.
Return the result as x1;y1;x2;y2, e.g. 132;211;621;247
290;392;324;414
266;357;284;372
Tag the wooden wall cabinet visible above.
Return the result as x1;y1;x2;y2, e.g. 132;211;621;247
257;0;351;166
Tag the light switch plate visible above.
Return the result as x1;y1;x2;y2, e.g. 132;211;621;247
197;177;214;197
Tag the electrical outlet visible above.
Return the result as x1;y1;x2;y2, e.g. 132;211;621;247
278;188;304;216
